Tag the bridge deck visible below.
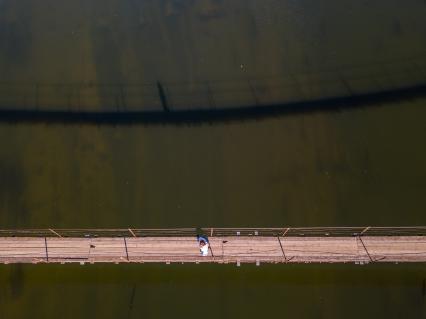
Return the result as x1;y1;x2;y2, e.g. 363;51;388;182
0;236;425;264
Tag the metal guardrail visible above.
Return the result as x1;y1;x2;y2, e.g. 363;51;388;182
0;227;426;238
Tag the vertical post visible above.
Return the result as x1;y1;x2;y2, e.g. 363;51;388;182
221;239;224;260
358;236;373;263
277;236;287;262
44;237;49;262
123;237;129;261
88;239;94;260
209;245;215;258
208;229;215;259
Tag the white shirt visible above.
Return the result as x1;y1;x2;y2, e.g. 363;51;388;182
200;244;209;256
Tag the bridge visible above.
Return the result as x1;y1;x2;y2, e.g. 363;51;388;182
1;227;426;265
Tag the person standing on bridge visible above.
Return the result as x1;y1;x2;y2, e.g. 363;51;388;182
197;235;210;256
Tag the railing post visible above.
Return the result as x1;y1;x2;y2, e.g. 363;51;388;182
128;228;136;237
49;229;62;237
44;237;49;262
277;235;287;262
282;228;290;237
360;226;371;236
358;236;373;263
123;237;129;261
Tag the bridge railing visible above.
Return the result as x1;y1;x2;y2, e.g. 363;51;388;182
0;227;426;238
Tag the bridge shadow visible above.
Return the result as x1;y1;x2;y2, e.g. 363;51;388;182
0;84;425;125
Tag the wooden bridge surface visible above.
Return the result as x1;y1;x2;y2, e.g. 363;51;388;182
0;236;425;264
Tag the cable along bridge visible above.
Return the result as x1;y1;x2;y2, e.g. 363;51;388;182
0;227;426;265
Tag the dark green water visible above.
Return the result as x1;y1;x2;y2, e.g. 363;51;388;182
1;0;426;318
0;264;425;319
1;97;426;228
1;0;425;110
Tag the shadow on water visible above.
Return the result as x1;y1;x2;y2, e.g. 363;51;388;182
0;84;425;125
156;82;170;112
127;285;136;318
0;264;25;299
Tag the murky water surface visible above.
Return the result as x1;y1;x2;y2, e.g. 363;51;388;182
0;0;426;318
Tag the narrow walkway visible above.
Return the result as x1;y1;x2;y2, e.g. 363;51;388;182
1;236;425;264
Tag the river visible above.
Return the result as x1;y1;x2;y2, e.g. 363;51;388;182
0;0;426;318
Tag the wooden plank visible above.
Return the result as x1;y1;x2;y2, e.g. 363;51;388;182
127;237;200;259
282;237;363;263
46;238;90;259
0;236;425;264
218;236;282;262
362;236;426;262
0;238;46;261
